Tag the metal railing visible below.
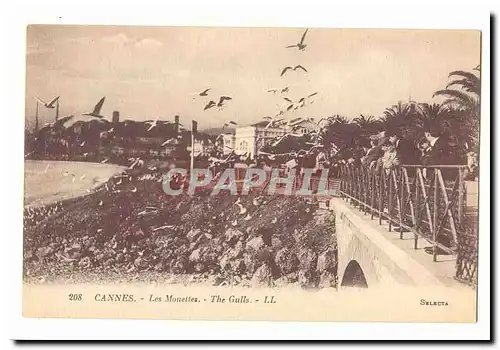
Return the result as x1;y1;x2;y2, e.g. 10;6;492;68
339;163;478;285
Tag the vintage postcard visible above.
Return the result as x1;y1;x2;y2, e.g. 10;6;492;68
21;24;484;324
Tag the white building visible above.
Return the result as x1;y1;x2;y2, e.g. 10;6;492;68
220;121;286;158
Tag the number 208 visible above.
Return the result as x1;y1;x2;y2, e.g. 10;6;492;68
69;294;83;301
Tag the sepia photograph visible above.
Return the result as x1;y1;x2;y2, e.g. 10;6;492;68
19;22;485;324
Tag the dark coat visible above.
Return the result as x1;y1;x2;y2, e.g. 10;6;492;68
365;146;383;164
428;137;450;165
395;138;419;165
420;148;432;166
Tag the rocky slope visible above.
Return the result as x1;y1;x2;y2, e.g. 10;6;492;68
23;172;338;288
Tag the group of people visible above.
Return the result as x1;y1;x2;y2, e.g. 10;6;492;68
340;128;476;180
162;127;477;191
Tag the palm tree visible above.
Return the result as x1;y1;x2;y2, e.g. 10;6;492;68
353;114;382;139
329;114;350;125
446;70;480;95
433;67;481;152
382;101;418;133
352;114;374;128
320;114;361;153
415;102;451;130
433;69;480;116
383;101;416;121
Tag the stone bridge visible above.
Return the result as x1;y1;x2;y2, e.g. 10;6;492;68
327;197;469;289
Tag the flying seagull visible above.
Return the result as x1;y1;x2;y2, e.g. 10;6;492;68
217;96;232;109
145;117;169;132
223;121;238;128
192;88;211;101
204;100;216;110
162;138;178;146
264;115;284;130
82;96;106;119
42;114;74;130
280;65;308;77
286;29;309;51
199;88;211;96
36;96;60;109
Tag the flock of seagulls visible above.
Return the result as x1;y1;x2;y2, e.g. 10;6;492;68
35;95;177;135
196;29;310;137
31;28;324;179
255;28;318;139
197;27;319;160
267;87;289;94
24;200;65;227
191;87;234;112
33;29;313;154
283;92;318;111
204;95;233;111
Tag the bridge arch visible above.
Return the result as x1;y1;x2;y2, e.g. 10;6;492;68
340;260;368;288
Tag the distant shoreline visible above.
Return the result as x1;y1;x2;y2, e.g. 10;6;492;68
24;160;126;208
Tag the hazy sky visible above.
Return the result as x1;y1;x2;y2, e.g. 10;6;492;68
25;25;480;129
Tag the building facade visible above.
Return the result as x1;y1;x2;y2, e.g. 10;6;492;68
220;121;287;159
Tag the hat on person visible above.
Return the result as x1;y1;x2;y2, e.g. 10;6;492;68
369;134;380;141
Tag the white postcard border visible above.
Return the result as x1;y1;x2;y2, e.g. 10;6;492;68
2;0;493;341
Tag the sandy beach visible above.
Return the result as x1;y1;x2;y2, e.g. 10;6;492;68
24;160;126;208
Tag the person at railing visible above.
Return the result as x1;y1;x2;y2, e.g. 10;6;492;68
360;136;383;172
424;129;454;181
424;129;451;165
314;147;328;173
465;150;479;181
380;143;400;175
377;130;388;147
388;130;420;167
417;137;432;180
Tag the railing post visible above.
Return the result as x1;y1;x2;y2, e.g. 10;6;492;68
363;168;368;214
348;165;352;201
388;169;393;232
370;170;375;220
399;168;404;239
378;167;383;225
355;167;360;206
414;168;420;250
433;171;439;262
458;167;465;227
